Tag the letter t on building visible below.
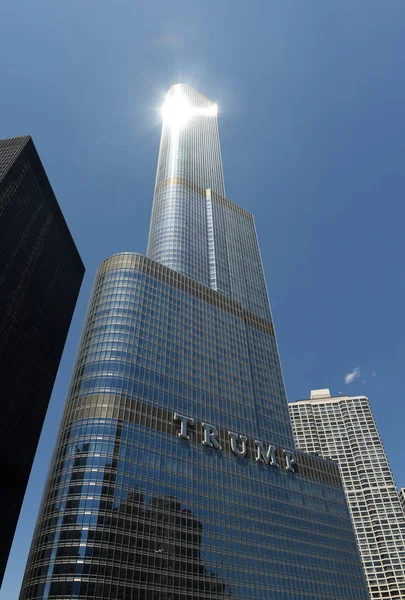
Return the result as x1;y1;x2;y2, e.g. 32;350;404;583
173;413;194;440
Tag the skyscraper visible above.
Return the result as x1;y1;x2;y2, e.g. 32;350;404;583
20;85;369;600
289;389;405;600
0;136;85;586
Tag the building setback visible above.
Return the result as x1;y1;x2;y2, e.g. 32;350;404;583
400;489;405;516
289;389;405;600
0;136;85;586
20;86;369;599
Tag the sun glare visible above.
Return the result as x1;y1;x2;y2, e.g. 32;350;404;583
161;91;218;130
161;94;192;129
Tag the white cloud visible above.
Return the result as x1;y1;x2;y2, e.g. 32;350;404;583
345;367;360;384
371;370;376;377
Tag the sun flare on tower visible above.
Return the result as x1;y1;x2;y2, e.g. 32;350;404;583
161;86;217;130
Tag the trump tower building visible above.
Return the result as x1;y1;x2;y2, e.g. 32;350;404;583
20;85;370;599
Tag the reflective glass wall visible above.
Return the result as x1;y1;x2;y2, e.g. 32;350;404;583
20;254;369;600
20;84;370;599
0;136;84;585
147;85;270;320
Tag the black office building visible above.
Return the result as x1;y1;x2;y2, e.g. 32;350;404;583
0;136;85;585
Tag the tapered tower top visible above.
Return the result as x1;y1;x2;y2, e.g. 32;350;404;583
162;84;218;131
154;83;224;197
147;84;273;321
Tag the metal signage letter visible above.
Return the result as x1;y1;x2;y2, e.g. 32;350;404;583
229;431;247;457
173;413;194;440
283;449;297;472
202;423;222;449
255;441;279;467
173;411;296;475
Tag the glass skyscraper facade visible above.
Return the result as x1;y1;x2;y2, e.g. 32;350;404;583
20;85;369;599
0;136;84;587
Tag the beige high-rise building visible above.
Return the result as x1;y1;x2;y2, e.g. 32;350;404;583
289;389;405;600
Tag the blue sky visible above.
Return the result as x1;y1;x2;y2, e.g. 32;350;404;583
1;1;405;596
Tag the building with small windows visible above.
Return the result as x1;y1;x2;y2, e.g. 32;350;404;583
289;389;405;600
19;87;369;600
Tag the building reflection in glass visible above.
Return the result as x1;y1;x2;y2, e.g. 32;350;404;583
20;413;369;599
114;491;232;599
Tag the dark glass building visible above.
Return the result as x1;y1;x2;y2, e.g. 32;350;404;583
20;86;369;599
0;136;85;586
